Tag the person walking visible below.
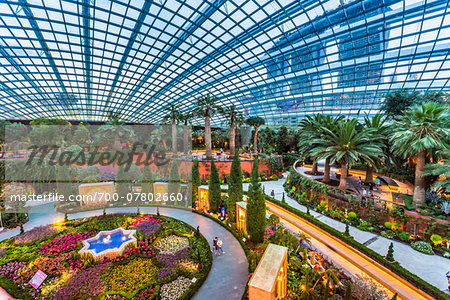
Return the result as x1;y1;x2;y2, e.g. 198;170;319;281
212;237;218;255
217;238;225;255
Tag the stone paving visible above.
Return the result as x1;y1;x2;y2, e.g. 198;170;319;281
250;174;450;293
0;205;249;300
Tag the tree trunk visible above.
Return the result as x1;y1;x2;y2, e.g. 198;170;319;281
312;161;318;174
235;127;240;150
338;162;348;190
205;116;212;159
323;157;331;183
229;122;235;156
183;122;189;154
114;137;121;151
253;126;260;154
413;150;426;205
171;118;177;154
365;166;374;183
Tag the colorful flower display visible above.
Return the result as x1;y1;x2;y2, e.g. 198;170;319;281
0;214;212;300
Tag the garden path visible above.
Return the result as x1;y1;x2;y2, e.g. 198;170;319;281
248;174;450;293
0;205;249;300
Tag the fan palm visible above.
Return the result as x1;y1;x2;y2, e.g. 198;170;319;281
162;103;180;154
298;115;323;174
319;119;384;190
423;149;450;193
306;115;345;183
194;94;221;159
219;104;244;156
363;113;391;182
390;102;450;205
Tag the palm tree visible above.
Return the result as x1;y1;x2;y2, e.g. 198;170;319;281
295;231;312;253
246;116;265;154
98;111;135;150
298;115;324;174
390;102;450;205
306;115;345;183
194;94;221;159
423;149;450;193
177;112;192;155
319;119;384;190
162;103;180;154
363;113;391;183
219;105;244;156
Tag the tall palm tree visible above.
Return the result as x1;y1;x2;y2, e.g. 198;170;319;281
363;113;391;183
234;114;246;151
219;105;244;156
319;119;384;190
390;102;450;205
162;103;180;154
307;115;345;183
177;112;192;155
298;115;326;175
246;116;265;154
194;94;221;159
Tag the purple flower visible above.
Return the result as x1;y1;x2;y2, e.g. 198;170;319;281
15;225;57;243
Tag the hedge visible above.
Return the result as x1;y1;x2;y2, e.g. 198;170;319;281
262;194;450;300
0;275;33;300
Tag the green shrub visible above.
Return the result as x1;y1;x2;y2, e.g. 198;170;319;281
384;222;392;229
430;234;442;246
347;212;357;219
411;241;434;255
271;174;278;181
397;231;410;242
320;201;327;208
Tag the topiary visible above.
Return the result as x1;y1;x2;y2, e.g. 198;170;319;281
384;222;392;230
430;234;442;246
386;242;395;262
320;201;327;208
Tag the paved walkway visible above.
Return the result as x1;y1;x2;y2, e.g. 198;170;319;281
0;205;248;300
253;175;450;293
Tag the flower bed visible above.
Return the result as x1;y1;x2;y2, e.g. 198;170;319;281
155;235;189;255
14;225;57;244
0;214;212;300
160;276;192;300
41;232;94;256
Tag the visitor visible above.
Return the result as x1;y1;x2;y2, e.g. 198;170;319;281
362;189;367;196
271;190;275;197
217;238;225;255
375;177;381;188
369;183;374;196
212;237;218;255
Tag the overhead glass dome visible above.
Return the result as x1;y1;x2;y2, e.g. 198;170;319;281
0;0;449;126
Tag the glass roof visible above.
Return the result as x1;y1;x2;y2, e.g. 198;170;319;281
0;0;449;126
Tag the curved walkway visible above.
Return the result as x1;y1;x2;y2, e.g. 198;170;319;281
0;205;248;300
253;175;450;294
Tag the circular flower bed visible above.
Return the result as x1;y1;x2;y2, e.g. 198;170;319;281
0;214;212;300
